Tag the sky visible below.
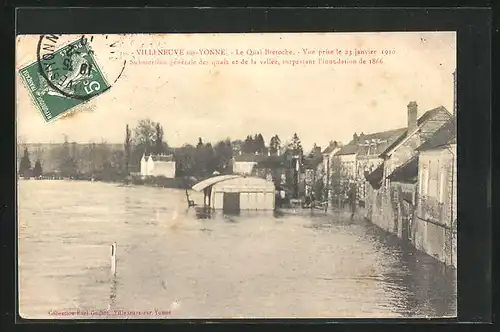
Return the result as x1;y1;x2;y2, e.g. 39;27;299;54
16;32;456;151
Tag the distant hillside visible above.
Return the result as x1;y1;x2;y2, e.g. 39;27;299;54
15;143;184;173
18;143;124;152
16;143;125;173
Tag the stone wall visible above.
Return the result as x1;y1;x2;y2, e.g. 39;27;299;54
414;146;456;268
365;184;396;234
365;179;455;267
412;217;454;266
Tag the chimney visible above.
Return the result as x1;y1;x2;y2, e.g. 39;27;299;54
407;101;418;132
453;70;457;117
353;133;358;142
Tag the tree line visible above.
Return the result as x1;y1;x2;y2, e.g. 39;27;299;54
18;118;309;181
18;147;43;178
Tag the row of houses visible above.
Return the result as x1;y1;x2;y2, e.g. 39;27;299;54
213;104;457;268
315;72;457;267
339;102;456;267
138;89;457;270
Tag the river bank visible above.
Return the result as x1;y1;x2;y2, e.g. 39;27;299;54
18;175;198;190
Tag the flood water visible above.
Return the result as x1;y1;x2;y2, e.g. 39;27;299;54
18;180;457;319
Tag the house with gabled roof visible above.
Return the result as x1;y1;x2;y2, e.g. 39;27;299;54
413;117;457;267
334;136;359;180
140;152;176;178
316;141;341;200
336;128;408;206
364;101;453;238
380;103;452;181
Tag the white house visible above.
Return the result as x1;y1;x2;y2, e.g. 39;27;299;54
140;153;176;178
231;151;268;175
320;141;341;185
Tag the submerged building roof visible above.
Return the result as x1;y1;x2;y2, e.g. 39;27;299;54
192;175;242;192
379;106;451;158
211;176;275;192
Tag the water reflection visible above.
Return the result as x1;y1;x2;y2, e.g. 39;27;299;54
18;181;457;318
273;210;285;219
109;276;117;311
195;207;292;221
195;207;213;219
361;220;457;317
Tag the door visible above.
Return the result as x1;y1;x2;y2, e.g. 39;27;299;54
223;192;240;212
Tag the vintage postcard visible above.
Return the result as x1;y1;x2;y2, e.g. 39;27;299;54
16;32;457;319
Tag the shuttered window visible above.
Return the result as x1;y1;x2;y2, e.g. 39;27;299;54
428;160;439;198
420;163;429;196
439;166;447;203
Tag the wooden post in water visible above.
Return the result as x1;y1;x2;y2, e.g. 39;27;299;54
111;242;117;276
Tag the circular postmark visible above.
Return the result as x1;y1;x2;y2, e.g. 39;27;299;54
36;34;126;101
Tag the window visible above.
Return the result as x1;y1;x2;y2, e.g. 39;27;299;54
420;164;429;196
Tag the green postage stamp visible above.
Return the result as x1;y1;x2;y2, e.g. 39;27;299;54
18;36;111;122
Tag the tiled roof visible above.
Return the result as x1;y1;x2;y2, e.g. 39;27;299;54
334;143;358;156
379;106;451;158
322;142;340;154
416;117;456;151
416;106;448;126
335;128;406;156
192;175;242;192
357;128;407;156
